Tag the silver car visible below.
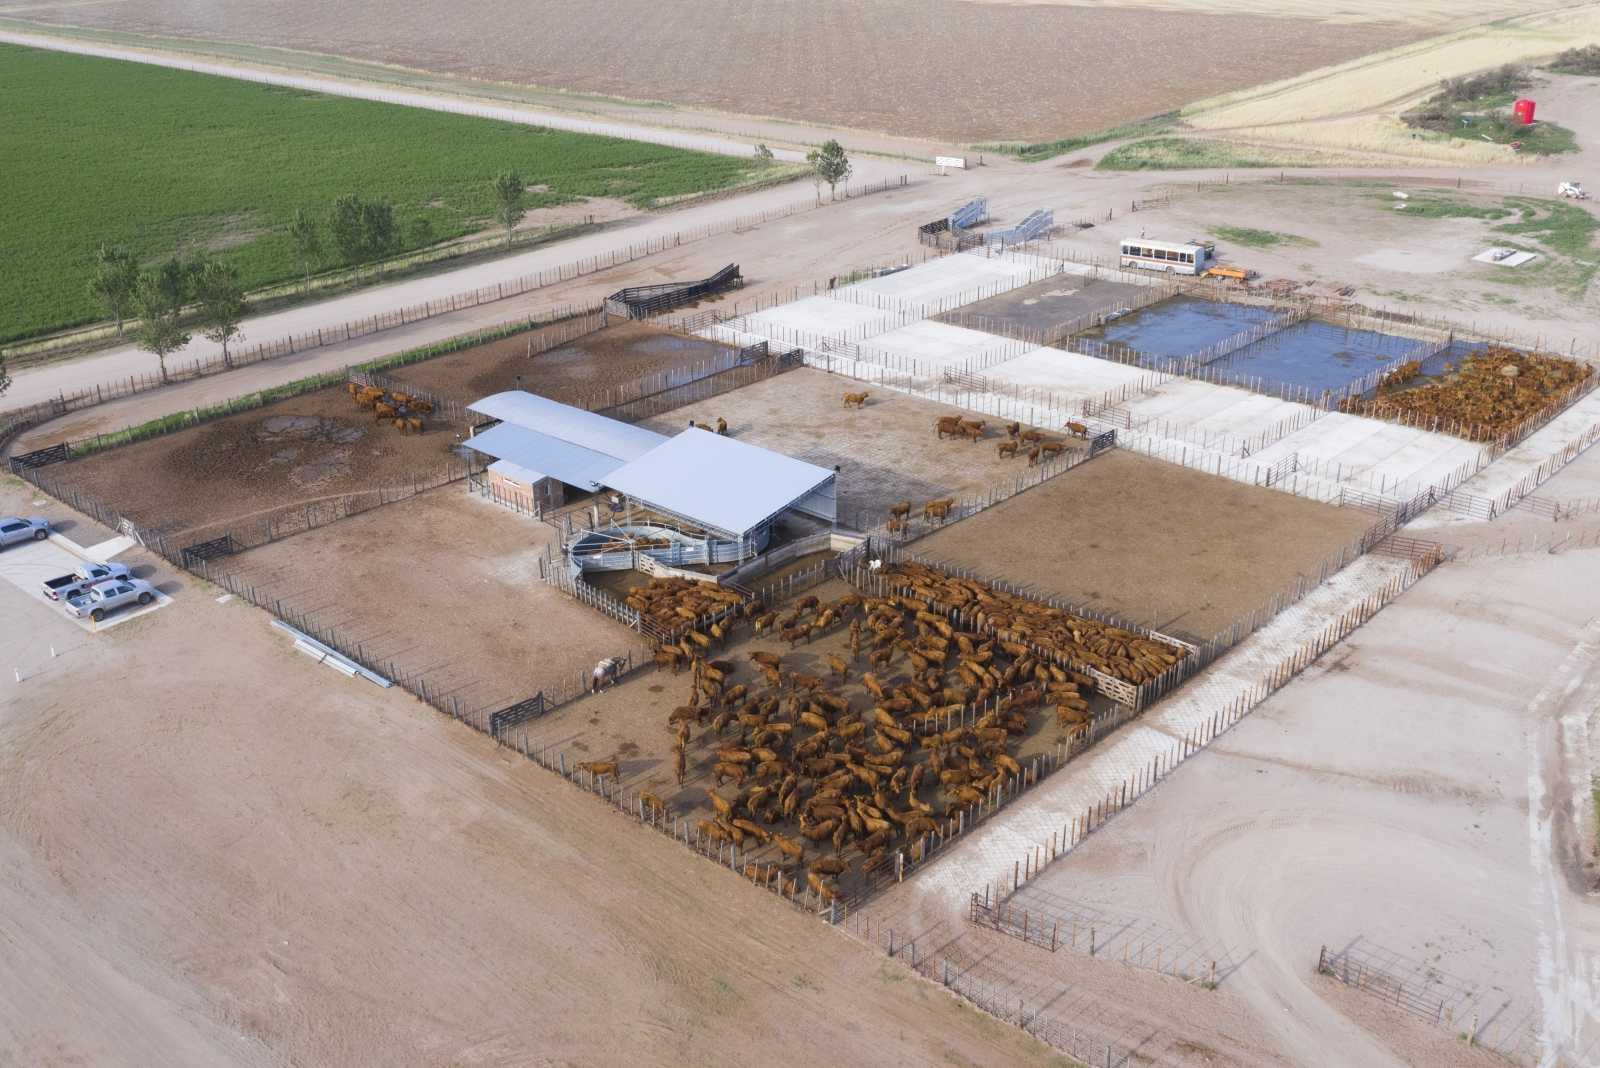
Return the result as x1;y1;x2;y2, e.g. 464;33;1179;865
65;578;157;622
0;516;50;547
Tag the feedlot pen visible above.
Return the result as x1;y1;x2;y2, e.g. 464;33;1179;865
205;485;650;715
637;367;1090;529
913;450;1375;642
34;382;465;542
390;318;749;406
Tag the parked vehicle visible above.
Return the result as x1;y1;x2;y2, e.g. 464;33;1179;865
42;562;133;602
1119;237;1211;275
65;578;156;622
0;516;50;548
1558;180;1588;200
1203;263;1254;283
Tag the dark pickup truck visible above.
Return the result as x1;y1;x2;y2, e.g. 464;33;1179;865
42;561;133;602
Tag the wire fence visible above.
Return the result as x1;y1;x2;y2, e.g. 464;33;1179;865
982;538;1444;906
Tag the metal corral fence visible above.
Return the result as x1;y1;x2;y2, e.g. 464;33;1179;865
860;920;1137;1068
845;540;1184;710
603;263;742;318
1;306;603;468
972;889;1235;988
1315;943;1538;1060
942;279;1180;355
589;345;804;423
984;536;1445;903
1;176;911;455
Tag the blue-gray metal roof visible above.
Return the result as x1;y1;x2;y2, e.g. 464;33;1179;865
603;429;835;539
466;423;627;489
469;391;666;459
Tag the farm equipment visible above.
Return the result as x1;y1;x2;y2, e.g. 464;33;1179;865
1558;181;1589;200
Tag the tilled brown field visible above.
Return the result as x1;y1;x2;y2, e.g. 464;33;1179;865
390;320;744;406
43;384;462;537
12;1;1418;141
914;449;1375;642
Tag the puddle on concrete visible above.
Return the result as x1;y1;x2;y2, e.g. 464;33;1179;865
1211;320;1420;395
1085;296;1278;362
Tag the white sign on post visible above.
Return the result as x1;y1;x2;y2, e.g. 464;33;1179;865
935;156;967;172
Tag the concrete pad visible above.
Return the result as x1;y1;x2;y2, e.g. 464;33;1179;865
845;249;1047;307
983;347;1147;404
0;536;171;633
83;535;137;561
738;295;896;343
860;320;1020;374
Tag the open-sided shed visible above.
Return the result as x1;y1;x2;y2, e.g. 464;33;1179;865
603;427;836;540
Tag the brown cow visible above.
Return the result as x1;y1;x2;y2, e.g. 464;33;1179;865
997;440;1020;459
1063;420;1090;439
843;391;870;409
888;500;912;520
935;415;963;439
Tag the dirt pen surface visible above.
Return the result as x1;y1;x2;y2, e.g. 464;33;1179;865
210;485;648;714
41;383;461;538
940;276;1149;337
916;449;1374;641
0;485;1071;1068
641;367;1088;528
11;1;1418;140
391;319;745;406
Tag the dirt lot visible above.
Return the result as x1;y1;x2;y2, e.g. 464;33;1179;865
514;574;1115;902
640;367;1088;528
947;548;1600;1065
938;276;1149;338
0;477;1076;1068
390;319;745;406
915;449;1374;641
207;484;647;714
10;1;1418;141
41;384;462;539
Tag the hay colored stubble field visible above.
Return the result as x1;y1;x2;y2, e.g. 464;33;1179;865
0;42;775;343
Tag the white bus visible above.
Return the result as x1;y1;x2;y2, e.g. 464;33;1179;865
1119;238;1211;275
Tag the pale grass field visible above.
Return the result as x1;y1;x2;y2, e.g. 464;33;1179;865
1186;4;1600;129
1166;3;1600;166
966;0;1557;26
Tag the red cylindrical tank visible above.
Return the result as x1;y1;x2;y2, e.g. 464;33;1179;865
1513;98;1536;125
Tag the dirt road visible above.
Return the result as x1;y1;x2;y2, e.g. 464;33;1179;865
0;481;1072;1068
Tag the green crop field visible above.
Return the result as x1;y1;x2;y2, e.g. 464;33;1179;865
1;43;781;343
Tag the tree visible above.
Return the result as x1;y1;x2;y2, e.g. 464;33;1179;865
289;208;323;291
329;194;367;269
361;198;399;277
806;140;852;201
754;143;775;162
132;257;191;383
191;253;247;368
87;243;139;335
492;170;527;244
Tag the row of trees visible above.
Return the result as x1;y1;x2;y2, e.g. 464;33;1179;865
87;245;246;381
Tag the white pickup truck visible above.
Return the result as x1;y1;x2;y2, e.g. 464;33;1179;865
64;578;156;622
42;561;133;602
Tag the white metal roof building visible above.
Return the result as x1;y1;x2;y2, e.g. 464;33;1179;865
603;428;836;540
464;392;669;490
464;391;835;539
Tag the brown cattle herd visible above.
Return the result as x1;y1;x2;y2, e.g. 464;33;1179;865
346;381;434;434
1341;346;1589;441
611;560;1189;901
